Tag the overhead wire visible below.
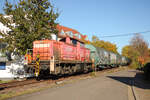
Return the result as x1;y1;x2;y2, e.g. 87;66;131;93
99;30;150;38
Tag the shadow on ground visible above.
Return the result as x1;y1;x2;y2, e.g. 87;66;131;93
107;71;150;89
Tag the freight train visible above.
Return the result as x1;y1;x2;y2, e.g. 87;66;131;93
24;36;130;77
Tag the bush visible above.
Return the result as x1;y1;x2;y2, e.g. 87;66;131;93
129;61;139;69
143;62;150;80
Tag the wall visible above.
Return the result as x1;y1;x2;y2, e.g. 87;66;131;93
0;61;33;80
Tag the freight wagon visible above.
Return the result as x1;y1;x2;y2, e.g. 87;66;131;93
121;56;131;66
85;44;128;69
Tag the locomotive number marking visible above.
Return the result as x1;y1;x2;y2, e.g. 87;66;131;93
34;44;50;48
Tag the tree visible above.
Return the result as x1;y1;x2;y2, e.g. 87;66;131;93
92;35;99;42
130;33;149;64
149;49;150;56
122;33;149;68
122;45;132;58
92;35;118;53
0;0;59;55
130;33;149;57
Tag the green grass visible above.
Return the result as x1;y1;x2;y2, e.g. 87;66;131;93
0;85;52;100
0;80;12;84
91;71;96;77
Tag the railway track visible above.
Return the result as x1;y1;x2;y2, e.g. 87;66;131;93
0;67;120;91
0;79;44;90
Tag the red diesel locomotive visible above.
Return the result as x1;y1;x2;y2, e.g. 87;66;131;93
25;36;93;77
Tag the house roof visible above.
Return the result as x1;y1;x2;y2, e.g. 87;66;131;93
56;24;80;34
56;24;88;43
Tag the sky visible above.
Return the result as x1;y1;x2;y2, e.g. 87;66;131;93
0;0;150;54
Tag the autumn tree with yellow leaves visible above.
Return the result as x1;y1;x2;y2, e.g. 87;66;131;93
122;33;149;68
91;35;118;53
